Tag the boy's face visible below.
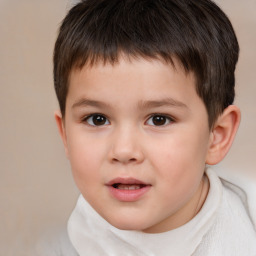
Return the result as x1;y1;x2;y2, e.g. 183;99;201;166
60;57;213;233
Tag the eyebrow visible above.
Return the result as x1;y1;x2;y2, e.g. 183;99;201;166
138;98;188;109
72;97;188;110
72;98;111;109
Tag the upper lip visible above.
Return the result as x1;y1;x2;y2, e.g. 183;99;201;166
106;177;150;186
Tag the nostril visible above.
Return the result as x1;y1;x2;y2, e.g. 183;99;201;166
112;158;120;163
112;157;137;163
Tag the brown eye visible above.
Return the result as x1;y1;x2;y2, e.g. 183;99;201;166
86;114;110;126
146;115;172;126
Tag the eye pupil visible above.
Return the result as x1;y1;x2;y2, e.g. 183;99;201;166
93;115;106;126
152;116;166;126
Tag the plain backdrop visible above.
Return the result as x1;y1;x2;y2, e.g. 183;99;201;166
0;0;255;255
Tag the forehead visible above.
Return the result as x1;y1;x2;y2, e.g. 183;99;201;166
67;57;202;111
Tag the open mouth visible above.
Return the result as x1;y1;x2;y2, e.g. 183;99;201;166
107;178;151;201
112;183;147;190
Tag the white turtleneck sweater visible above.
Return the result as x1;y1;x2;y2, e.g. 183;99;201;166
37;168;256;255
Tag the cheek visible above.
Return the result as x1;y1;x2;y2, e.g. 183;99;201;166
150;136;206;209
66;132;105;190
150;128;208;184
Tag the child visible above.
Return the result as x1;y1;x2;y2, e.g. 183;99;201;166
52;0;256;255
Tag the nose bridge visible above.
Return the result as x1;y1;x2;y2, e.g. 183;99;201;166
109;123;144;164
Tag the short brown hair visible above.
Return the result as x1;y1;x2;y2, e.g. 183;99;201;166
53;0;239;127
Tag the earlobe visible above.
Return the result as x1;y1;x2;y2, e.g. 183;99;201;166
206;105;241;165
54;110;69;158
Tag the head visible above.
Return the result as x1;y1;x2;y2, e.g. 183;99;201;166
54;0;239;128
54;0;241;233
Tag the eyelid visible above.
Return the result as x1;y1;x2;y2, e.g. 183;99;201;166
145;114;175;126
82;113;110;126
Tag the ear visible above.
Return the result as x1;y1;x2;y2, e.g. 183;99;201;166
54;110;69;158
206;105;241;165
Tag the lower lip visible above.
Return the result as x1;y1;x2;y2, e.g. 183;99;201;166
107;185;151;202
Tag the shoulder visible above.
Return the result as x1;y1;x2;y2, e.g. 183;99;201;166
34;228;78;256
194;167;256;256
216;166;256;227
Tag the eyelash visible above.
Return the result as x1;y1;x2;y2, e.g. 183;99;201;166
146;114;174;127
82;113;110;127
82;113;175;127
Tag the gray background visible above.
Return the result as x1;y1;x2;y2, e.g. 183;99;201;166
0;0;255;255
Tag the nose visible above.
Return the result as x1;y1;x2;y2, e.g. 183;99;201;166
109;126;144;164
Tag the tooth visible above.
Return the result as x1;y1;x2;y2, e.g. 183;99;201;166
117;184;141;190
129;185;140;190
